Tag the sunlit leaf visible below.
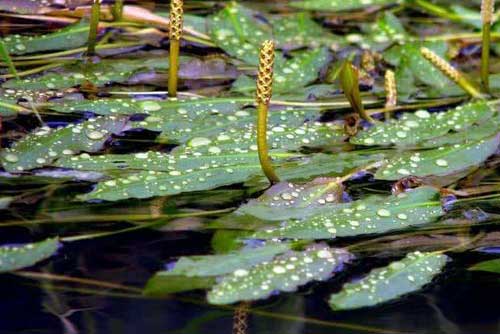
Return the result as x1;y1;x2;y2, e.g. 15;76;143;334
0;238;60;272
329;251;449;310
375;135;500;180
235;178;343;221
254;187;443;240
0;116;128;172
272;13;336;50
208;245;353;305
143;275;215;296
78;162;263;201
48;97;251;116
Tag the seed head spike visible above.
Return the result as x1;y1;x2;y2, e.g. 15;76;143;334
256;40;275;105
169;0;184;41
420;47;482;98
481;0;494;24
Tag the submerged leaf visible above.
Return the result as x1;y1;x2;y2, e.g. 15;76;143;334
0;116;128;172
0;238;60;272
329;251;449;310
375;135;500;180
208;245;353;305
254;187;443;240
208;3;274;66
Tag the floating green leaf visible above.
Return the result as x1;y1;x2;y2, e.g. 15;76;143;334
48;97;251;116
254;187;443;240
329;251;448;310
165;243;291;277
352;101;495;147
1;20;90;56
376;135;500;180
208;245;353;305
236;178;343;221
0;116;128;172
0;238;60;272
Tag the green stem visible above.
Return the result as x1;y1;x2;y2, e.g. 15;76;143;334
111;0;124;21
0;62;67;79
481;23;491;93
86;0;101;56
257;103;280;185
168;39;180;97
0;41;19;79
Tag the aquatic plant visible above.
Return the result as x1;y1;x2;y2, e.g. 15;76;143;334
0;1;499;332
256;40;280;185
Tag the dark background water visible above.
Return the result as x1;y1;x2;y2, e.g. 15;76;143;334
0;229;498;334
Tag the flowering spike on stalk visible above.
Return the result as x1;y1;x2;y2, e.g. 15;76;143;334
86;0;100;56
168;0;184;97
339;61;374;123
420;47;482;99
384;70;397;120
256;40;280;185
481;0;494;92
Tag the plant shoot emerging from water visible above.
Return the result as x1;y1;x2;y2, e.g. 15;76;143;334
481;0;494;92
340;61;374;123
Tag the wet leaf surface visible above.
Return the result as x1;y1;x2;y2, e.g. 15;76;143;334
208;245;353;304
0;238;60;272
329;251;449;310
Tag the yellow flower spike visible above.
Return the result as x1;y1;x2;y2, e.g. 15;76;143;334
256;40;280;185
168;0;184;97
384;70;397;120
481;0;494;92
420;47;482;99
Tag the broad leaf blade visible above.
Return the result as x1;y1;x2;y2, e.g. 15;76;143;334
329;251;449;310
375;135;500;180
208;245;353;305
0;116;128;172
254;187;444;240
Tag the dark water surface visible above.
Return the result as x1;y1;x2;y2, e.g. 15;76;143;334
0;229;498;334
